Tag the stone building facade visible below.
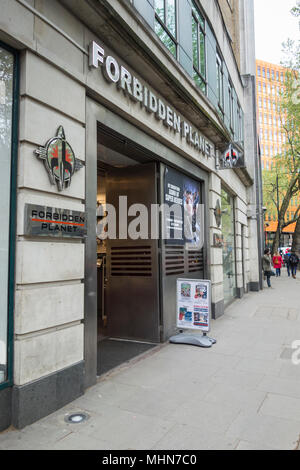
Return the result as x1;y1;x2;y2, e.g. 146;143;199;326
0;0;262;430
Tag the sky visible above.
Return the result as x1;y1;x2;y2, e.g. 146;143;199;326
254;0;299;65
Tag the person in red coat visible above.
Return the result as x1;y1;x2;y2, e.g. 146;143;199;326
273;252;283;277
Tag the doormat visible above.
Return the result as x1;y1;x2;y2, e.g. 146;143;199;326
97;338;156;376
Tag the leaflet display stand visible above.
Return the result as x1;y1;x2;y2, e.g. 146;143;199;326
169;279;216;348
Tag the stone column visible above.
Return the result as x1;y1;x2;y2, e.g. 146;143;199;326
13;50;86;428
209;173;224;318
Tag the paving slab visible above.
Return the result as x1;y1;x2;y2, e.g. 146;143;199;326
226;412;300;450
50;433;113;450
152;423;239;450
112;386;190;420
235;440;276;450
163;399;241;435
259;393;300;422
82;409;174;450
211;368;265;390
256;375;300;399
279;362;300;380
234;356;283;375
202;382;267;412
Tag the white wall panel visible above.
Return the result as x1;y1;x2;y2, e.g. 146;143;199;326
15;283;84;334
21;51;85;123
14;324;84;385
16;242;84;284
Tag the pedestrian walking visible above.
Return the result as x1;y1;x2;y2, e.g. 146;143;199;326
289;251;299;279
284;250;291;276
273;252;283;277
262;248;275;288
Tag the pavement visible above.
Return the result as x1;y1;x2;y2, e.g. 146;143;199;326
1;270;300;450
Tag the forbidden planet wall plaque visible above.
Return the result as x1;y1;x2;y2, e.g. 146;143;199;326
24;204;87;238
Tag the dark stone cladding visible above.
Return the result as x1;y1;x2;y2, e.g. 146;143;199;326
0;387;12;432
236;287;244;298
249;281;260;292
12;361;84;429
212;299;224;319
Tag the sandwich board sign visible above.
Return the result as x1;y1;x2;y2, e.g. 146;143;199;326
169;278;216;347
177;279;211;332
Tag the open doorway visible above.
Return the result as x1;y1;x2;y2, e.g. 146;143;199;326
96;135;160;376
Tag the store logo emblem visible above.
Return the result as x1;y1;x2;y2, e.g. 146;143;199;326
220;144;242;169
35;126;83;191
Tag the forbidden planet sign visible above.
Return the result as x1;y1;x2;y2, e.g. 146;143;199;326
24;203;87;238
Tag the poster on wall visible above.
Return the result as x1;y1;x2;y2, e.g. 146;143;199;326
176;278;211;332
164;167;201;248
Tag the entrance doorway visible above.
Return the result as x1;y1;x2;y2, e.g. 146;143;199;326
96;138;160;376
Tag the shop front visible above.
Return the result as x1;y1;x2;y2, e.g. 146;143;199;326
85;98;209;384
0;0;261;432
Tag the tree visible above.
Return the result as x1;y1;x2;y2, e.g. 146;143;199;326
263;34;300;255
292;216;300;254
281;35;300;254
260;3;300;254
289;2;300;255
263;167;300;253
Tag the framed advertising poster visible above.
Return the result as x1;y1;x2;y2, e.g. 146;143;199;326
164;166;201;248
176;278;211;333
